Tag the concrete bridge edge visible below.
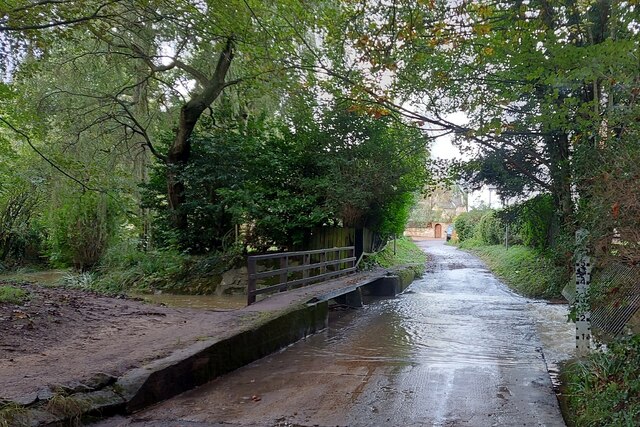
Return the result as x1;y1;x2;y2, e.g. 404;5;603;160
23;266;419;426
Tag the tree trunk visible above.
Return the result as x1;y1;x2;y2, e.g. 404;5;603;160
548;133;573;227
132;19;153;249
166;38;235;232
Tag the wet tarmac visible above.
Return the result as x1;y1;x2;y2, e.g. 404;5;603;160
99;240;569;427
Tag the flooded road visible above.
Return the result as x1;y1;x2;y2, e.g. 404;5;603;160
104;240;567;427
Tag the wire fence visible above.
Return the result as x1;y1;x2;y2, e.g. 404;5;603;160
590;263;640;339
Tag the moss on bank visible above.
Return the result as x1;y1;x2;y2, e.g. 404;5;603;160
459;242;567;299
0;285;28;304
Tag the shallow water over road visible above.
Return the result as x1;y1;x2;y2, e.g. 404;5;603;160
106;240;568;427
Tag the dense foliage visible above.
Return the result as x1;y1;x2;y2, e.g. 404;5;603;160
453;210;489;243
499;195;556;251
45;192;121;270
474;211;504;246
1;1;430;268
565;336;640;427
146;106;428;252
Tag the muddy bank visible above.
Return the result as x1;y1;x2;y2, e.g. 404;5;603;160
0;281;255;402
1;267;414;426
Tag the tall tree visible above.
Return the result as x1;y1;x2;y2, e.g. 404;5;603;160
331;0;639;236
1;0;337;237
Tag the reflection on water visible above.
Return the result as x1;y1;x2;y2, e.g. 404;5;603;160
130;293;247;310
318;299;414;366
316;278;552;369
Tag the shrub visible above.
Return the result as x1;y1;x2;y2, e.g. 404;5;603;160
372;192;417;238
454;209;490;242
475;211;504;245
564;335;640;426
92;240;244;294
93;241;186;294
46;192;120;270
500;194;555;251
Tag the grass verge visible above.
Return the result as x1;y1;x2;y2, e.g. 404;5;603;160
459;242;567;299
362;237;427;276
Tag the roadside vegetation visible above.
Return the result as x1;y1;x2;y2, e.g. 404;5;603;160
563;336;640;427
452;195;569;299
463;244;566;299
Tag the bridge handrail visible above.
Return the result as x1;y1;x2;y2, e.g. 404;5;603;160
247;246;356;305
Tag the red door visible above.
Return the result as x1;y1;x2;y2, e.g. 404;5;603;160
435;224;442;238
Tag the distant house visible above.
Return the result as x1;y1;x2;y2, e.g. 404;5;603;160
405;221;451;239
404;186;467;239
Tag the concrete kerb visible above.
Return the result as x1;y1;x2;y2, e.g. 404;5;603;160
6;266;419;427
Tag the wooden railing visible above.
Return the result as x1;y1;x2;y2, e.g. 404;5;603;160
247;246;356;305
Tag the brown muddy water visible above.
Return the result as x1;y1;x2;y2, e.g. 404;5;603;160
0;269;247;311
0;269;70;286
102;240;572;427
130;293;247;311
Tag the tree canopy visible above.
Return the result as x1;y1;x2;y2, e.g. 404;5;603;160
1;0;639;266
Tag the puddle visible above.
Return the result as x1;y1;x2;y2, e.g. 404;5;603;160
130;293;247;311
0;270;70;286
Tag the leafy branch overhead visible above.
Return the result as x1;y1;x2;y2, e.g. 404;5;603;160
1;0;639;269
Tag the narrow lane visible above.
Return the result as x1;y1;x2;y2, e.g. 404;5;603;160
103;240;565;427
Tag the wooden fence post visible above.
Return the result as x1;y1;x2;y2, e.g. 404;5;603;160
303;253;310;279
247;258;257;305
280;256;288;290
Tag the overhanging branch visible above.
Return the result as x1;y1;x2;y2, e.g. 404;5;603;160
0;115;105;193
